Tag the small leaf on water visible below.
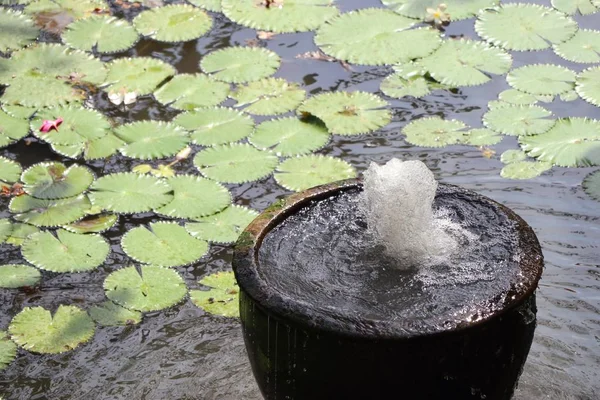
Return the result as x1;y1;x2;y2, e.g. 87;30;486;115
274;155;356;192
190;271;240;318
0;330;17;371
186;205;259;244
88;301;142;327
0;264;41;289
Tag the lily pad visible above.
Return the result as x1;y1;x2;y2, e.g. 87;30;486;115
382;0;498;20
417;39;512;87
8;305;95;354
22;229;109;272
0;9;39;53
54;132;125;161
193;143;279;184
519;118;600;167
0;331;17;371
188;0;221;12
185;205;259;244
24;0;107;22
104;265;187;312
501;149;528;164
475;4;578;51
0;264;41;288
114;121;190;160
88;173;173;214
298;91;391;135
133;4;212;42
88;301;142;327
402;117;468;148
32;107;111;147
4;223;39;247
0;219;10;244
507;64;577;96
62;15;139;54
315;8;441;66
575;67;600;107
560;90;579;102
153;74;230;111
201;47;280;84
274;155;356;192
483;104;555;136
462;128;502;146
174;107;254;146
231;78;306;116
2;104;37;119
104;57;176;96
500;161;552;180
0;156;22;183
21;162;94;199
583;170;600;201
221;0;340;33
1;74;83;108
190;271;239;317
380;70;445;99
250;117;330;156
551;0;599;15
554;30;600;64
0;109;30;149
9;194;91;227
63;213;118;234
498;89;538;105
154;175;231;219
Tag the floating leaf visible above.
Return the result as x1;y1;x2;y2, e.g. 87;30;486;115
298;91;390;135
115;121;189;160
24;0;107;22
62;15;138;54
88;173;173;214
560;90;579;102
576;67;600;107
380;70;445;99
583;170;600;201
0;331;17;371
2;105;37;119
88;301;142;327
0;219;11;244
315;8;441;66
519;118;600;167
500;161;552;180
462;128;502;146
221;0;339;33
9;194;91;227
190;271;239;317
0;156;22;183
1;74;83;108
174;107;254;146
0;9;39;53
507;64;576;96
133;4;212;42
153;74;229;111
483;104;555;136
32;107;111;147
22;229;109;272
501;149;528;164
186;205;258;244
104;57;176;96
4;223;39;247
104;265;187;312
231;78;306;116
417;39;512;87
497;89;538;105
201;47;280;84
188;0;221;12
21;162;94;199
8;305;95;354
382;0;498;20
50;132;124;161
0;264;41;288
554;30;600;64
475;4;577;51
63;213;117;234
402;117;468;147
551;0;599;15
193;143;279;184
274;155;356;192
250;117;330;156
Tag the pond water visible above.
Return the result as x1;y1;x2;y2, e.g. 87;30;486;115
0;0;599;399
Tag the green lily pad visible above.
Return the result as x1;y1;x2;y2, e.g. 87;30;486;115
231;77;306;116
221;0;339;33
0;156;22;183
498;89;539;105
250;117;330;156
274;155;356;192
188;0;221;12
298;91;391;135
0;109;30;149
402;117;468;148
21;162;94;199
0;331;17;371
519;118;600;167
9;194;91;227
1;74;83;108
8;305;95;354
315;8;441;66
475;4;578;51
22;229;109;272
382;0;498;20
501;149;528;164
2;104;37;119
576;67;600;107
551;0;599;15
24;0;107;21
154;175;231;219
63;213;118;234
483;104;555;136
462;128;502;146
4;223;39;247
560;90;579;102
133;4;212;43
32;107;111;147
104;265;187;312
0;9;38;53
193;143;279;184
88;173;173;214
190;271;239;318
380;67;446;99
104;57;176;96
554;30;600;64
88;301;142;327
174;107;254;146
201;47;280;84
121;222;208;267
583;170;600;201
153;74;230;111
186;205;259;244
0;219;11;244
115;121;190;160
53;132;125;161
62;15;139;54
507;64;577;96
417;39;512;87
0;264;41;288
500;161;552;180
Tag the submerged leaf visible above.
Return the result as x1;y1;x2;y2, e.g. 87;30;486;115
583;170;600;201
0;156;22;183
500;161;552;180
133;4;212;42
554;30;600;64
462;128;502;146
115;121;190;160
9;194;91;227
483;104;555;136
231;77;306;116
0;9;39;53
274;155;356;192
190;271;239;317
201;47;280;84
380;68;446;99
63;213;117;234
153;74;229;111
0;331;17;371
575;67;600;107
382;0;498;20
250;117;330;156
62;15;138;54
88;301;142;327
104;57;176;96
174;107;254;146
21;162;94;199
185;205;259;244
402;117;468;147
507;64;577;96
0;264;41;288
500;149;528;164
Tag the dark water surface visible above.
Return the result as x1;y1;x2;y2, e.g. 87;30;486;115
1;0;599;399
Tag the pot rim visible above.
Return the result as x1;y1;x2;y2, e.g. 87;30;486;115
232;179;544;340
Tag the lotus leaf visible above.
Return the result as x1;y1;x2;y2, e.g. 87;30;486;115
32;107;111;146
0;9;39;53
9;194;91;227
500;161;552;180
4;223;39;247
0;331;17;371
382;0;498;20
104;57;176;96
583;170;600;201
554;30;600;64
133;4;212;43
153;74;230;111
250;117;330;156
402;117;468;148
190;271;239;317
62;15;139;54
174;107;254;146
188;0;221;12
185;205;259;244
0;109;30;148
115;121;190;160
0;264;41;288
1;74;83;108
507;64;576;96
21;162;94;199
88;301;142;327
231;78;306;116
483;104;555;136
274;155;356;192
462;129;502;146
576;67;600;107
0;219;11;244
498;89;538;105
551;0;599;15
63;213;118;234
201;47;280;84
0;156;22;183
501;149;528;164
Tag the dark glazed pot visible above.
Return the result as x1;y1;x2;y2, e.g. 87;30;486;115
233;179;544;400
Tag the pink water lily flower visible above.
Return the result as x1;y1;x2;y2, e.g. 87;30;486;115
39;117;64;133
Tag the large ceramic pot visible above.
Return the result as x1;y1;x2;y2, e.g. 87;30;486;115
233;179;543;400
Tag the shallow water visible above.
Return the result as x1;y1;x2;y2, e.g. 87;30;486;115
1;0;600;399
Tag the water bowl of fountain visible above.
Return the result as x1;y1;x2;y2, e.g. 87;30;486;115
233;159;543;400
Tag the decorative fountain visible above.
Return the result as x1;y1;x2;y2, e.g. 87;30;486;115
233;159;543;400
